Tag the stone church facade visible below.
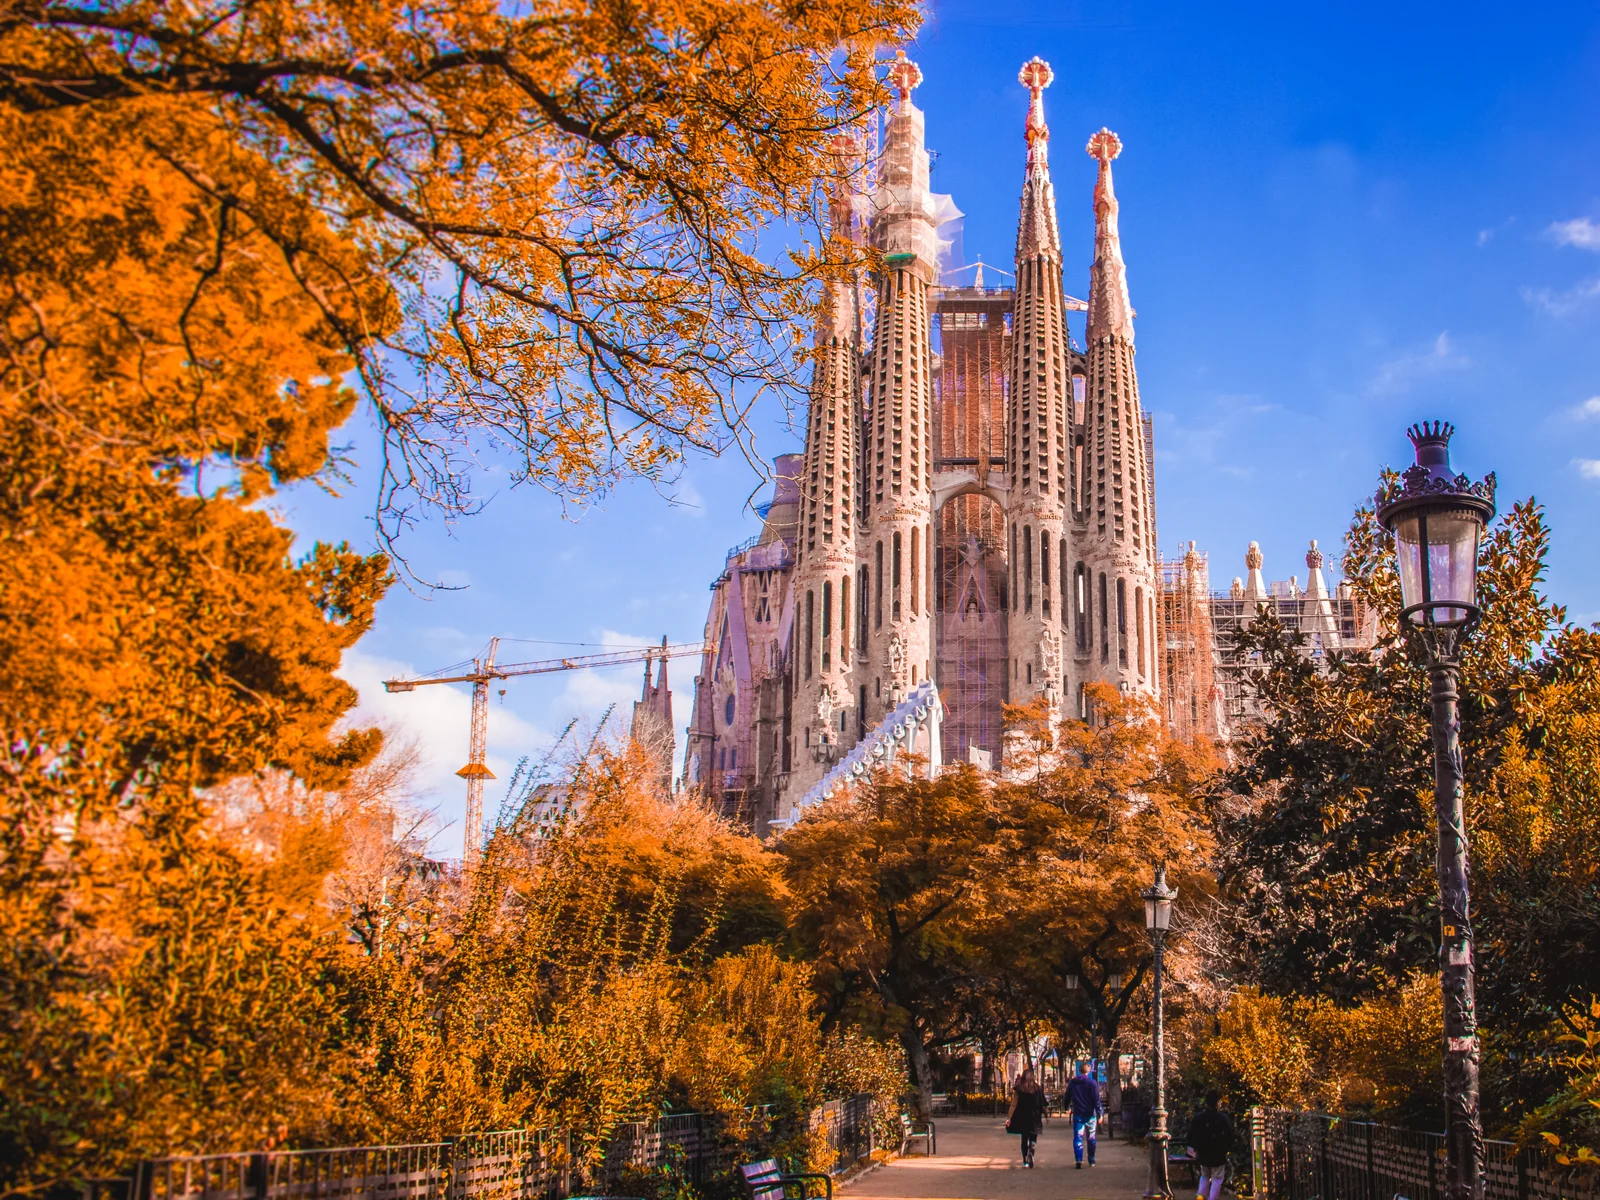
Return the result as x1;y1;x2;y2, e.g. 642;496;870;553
682;54;1164;831
679;54;1373;831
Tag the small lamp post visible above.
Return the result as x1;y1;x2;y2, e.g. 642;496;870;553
1376;421;1495;1200
1141;866;1177;1200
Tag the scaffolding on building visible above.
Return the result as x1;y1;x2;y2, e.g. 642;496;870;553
932;286;1013;765
1160;543;1222;742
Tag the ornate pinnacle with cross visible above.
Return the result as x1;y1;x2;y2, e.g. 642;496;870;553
1019;56;1054;164
887;49;922;111
1086;126;1122;165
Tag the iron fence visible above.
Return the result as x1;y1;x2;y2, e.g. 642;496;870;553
131;1132;569;1200
113;1098;875;1200
809;1094;874;1173
1253;1110;1600;1200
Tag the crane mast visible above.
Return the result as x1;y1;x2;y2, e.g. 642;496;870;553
456;638;499;866
382;637;703;864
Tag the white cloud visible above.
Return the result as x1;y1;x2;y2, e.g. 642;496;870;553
1368;332;1471;395
1577;459;1600;480
1572;397;1600;420
1549;217;1600;251
1476;229;1493;247
557;628;668;716
1522;278;1600;317
336;648;550;845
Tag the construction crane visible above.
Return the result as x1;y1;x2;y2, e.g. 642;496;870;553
383;636;704;865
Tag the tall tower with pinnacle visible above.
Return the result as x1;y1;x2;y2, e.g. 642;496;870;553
861;50;938;724
1080;127;1159;698
791;136;864;793
688;53;1184;828
1007;56;1073;711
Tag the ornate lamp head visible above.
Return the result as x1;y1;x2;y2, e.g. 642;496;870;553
1141;865;1178;933
1376;421;1496;647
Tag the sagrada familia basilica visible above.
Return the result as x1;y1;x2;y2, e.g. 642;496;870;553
655;53;1374;832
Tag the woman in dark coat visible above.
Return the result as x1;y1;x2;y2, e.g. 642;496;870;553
1007;1067;1048;1168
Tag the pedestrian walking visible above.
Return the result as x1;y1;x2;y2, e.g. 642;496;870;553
1187;1090;1236;1200
1064;1062;1102;1168
1005;1067;1047;1168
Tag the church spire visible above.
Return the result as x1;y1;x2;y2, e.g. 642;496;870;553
1086;127;1134;343
1007;56;1072;711
1015;56;1060;261
818;133;861;344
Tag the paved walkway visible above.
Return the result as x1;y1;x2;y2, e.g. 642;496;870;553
844;1115;1153;1200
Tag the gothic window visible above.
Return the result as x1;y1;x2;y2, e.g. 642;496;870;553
1117;577;1128;669
724;695;735;726
1059;539;1069;628
804;590;814;680
1040;537;1052;618
1024;526;1033;614
840;574;850;643
1074;563;1088;649
1135;585;1146;678
859;565;870;652
875;541;883;629
1011;524;1019;612
892;532;903;622
822;582;832;671
910;527;919;615
1099;572;1109;664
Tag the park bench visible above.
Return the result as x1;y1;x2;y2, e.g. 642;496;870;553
1167;1147;1199;1188
738;1159;833;1200
900;1113;936;1156
930;1092;955;1116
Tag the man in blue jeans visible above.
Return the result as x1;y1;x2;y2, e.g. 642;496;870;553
1065;1062;1102;1168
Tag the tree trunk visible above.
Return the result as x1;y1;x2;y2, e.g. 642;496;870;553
980;1034;996;1091
898;1022;936;1117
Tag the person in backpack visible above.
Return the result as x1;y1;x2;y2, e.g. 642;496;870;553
1006;1067;1047;1168
1064;1062;1102;1168
1187;1090;1236;1200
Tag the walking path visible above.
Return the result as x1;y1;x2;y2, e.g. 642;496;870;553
843;1115;1153;1200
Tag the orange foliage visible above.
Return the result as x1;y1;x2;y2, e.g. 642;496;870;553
2;0;921;530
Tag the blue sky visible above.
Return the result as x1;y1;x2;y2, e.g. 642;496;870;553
279;0;1600;854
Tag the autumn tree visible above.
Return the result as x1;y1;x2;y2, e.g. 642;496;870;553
988;688;1220;1104
2;0;920;533
1;3;927;1188
1219;491;1600;1130
348;740;831;1158
780;704;1219;1114
779;764;1026;1114
1172;976;1445;1127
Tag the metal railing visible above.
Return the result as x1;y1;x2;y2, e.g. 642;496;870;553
1253;1110;1599;1200
132;1131;570;1200
117;1098;878;1200
810;1094;874;1174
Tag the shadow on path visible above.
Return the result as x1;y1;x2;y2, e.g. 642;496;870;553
842;1115;1151;1200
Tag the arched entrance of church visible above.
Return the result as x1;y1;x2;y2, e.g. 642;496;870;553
935;491;1007;767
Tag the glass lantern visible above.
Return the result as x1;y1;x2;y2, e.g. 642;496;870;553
1141;866;1177;933
1377;422;1495;632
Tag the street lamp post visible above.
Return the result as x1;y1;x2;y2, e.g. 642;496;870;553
1376;421;1496;1200
1141;866;1177;1200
